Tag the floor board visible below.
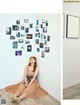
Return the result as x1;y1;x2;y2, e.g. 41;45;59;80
63;83;80;99
0;89;60;105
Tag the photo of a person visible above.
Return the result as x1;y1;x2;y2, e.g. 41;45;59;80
6;56;47;103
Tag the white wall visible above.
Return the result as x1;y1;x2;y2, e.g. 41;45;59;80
63;3;80;88
36;14;61;101
0;14;61;101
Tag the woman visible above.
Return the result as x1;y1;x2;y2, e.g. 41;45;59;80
5;56;47;103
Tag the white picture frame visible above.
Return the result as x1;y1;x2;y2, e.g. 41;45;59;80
66;15;79;39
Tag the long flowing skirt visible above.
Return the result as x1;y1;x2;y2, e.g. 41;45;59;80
5;79;47;99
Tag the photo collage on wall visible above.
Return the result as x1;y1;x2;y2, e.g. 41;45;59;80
6;18;50;58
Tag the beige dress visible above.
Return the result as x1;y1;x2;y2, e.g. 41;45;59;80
5;69;47;98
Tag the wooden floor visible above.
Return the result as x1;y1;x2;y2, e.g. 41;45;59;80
0;89;60;105
63;83;80;99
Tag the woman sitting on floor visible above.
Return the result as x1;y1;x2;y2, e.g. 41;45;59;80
6;56;47;103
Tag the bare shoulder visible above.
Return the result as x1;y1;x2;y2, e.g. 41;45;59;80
36;66;39;71
24;65;28;70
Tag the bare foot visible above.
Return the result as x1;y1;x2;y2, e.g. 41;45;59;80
9;93;18;101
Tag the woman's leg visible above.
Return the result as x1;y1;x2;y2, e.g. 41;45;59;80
14;83;26;97
17;80;39;102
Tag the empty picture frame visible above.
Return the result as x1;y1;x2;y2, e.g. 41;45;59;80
66;15;79;39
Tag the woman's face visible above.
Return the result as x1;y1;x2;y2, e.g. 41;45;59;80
29;57;36;64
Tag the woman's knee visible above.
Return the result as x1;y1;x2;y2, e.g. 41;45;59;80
21;91;27;98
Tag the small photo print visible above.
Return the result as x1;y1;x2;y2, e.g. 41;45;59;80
13;41;18;48
25;28;29;33
21;44;25;49
44;35;46;39
6;27;11;35
44;40;47;45
12;25;19;31
35;39;39;44
41;50;45;58
43;27;47;33
29;23;33;28
18;39;24;43
42;19;45;23
40;43;44;48
35;33;37;37
38;34;40;38
10;35;15;40
47;36;50;41
25;40;30;44
36;20;39;25
35;26;39;32
45;47;50;52
27;45;32;52
16;32;20;37
21;26;25;30
21;34;25;37
40;24;43;28
16;20;20;24
45;20;48;26
15;50;22;56
38;33;40;35
26;34;33;39
24;19;29;23
0;98;7;105
41;34;44;40
37;48;40;52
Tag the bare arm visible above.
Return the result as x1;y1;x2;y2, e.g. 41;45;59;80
28;66;39;85
24;65;28;84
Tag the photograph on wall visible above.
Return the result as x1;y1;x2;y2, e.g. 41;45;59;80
38;33;40;38
25;40;30;44
45;47;50;52
26;34;33;39
47;35;50;41
44;40;47;45
41;34;44;40
15;50;22;56
12;25;19;31
35;39;39;44
18;39;24;43
6;27;11;35
21;44;25;49
45;20;48;26
29;23;33;28
36;26;39;32
37;48;40;52
13;41;18;48
44;35;46;39
40;24;43;28
10;35;15;40
42;19;45;23
16;32;20;37
16;20;20;24
43;27;47;33
21;34;25;37
24;19;29;23
25;28;29;33
21;26;25;30
27;45;32;52
40;43;44;48
41;50;45;58
35;33;37;37
36;20;39;25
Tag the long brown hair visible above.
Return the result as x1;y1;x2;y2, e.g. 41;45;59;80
28;56;37;72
